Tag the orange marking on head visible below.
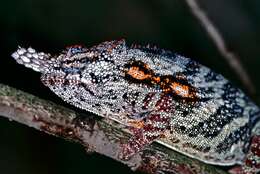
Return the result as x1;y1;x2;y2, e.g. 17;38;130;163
127;66;151;80
170;82;191;98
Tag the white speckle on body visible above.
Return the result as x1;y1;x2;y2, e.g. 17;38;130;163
20;55;30;63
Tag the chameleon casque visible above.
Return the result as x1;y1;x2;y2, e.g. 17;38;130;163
11;40;260;174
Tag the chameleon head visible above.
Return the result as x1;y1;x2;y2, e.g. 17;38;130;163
11;40;129;114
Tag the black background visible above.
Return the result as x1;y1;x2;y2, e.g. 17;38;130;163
0;0;260;173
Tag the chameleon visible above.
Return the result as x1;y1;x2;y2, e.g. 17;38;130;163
11;39;260;174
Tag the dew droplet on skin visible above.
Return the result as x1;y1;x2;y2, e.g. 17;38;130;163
26;53;32;58
28;47;36;53
17;48;26;55
32;59;40;65
21;55;30;63
32;66;40;72
38;56;44;60
11;52;19;59
25;64;33;68
32;53;39;59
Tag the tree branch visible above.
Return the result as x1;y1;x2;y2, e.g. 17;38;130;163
0;83;228;174
185;0;255;94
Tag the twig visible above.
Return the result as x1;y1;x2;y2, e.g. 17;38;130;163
185;0;255;94
0;83;228;174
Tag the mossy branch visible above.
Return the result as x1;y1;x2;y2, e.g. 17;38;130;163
0;83;228;174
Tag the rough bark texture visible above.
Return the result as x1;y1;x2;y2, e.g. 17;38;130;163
0;83;228;174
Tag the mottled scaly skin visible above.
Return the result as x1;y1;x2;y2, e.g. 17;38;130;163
12;40;260;174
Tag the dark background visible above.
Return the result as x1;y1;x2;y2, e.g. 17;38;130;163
0;0;260;173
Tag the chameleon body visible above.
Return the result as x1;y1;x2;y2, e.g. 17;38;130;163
12;40;260;174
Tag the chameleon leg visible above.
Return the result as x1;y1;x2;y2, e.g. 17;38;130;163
119;113;170;160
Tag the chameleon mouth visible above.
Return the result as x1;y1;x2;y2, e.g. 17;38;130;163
41;74;96;97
